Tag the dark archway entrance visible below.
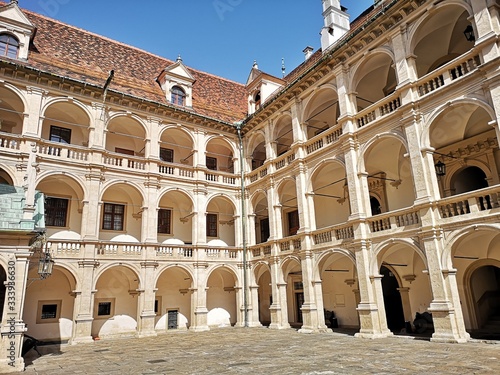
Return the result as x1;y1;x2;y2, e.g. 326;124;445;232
453;166;488;194
470;265;500;339
380;265;405;332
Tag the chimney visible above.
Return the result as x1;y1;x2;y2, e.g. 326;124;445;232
320;0;350;52
303;46;314;61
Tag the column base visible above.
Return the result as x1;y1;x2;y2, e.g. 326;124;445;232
355;330;393;339
269;322;291;330
189;325;210;332
430;333;469;343
70;336;94;345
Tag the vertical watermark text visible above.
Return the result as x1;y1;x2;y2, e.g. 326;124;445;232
6;259;16;367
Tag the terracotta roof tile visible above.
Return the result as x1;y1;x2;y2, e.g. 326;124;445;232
3;3;248;124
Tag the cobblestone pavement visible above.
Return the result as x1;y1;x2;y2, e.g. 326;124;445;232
5;328;500;375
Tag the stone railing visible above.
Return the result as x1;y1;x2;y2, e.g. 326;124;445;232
367;207;420;233
38;140;89;161
158;162;195;178
312;223;354;245
417;52;481;97
0;133;21;151
103;152;146;171
356;94;401;128
438;185;500;219
305;124;342;155
204;170;237;186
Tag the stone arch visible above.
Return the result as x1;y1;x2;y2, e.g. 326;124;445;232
206;265;240;326
0;82;27;134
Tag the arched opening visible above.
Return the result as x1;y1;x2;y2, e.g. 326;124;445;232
155;267;192;330
319;252;359;330
92;266;139;339
452;166;488;195
206;267;238;327
23;266;76;342
470;265;500;339
303;89;339;139
255;264;272;326
380;265;405;332
0;85;25;134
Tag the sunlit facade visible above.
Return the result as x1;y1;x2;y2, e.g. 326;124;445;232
1;0;500;371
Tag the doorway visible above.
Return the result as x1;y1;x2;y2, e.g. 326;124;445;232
380;266;405;332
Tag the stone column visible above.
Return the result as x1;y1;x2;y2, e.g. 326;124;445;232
398;287;413;323
0;250;30;373
354;241;390;338
471;0;499;63
81;172;104;241
71;260;98;344
190;262;209;331
247;284;262;327
136;261;158;338
298;251;321;333
269;258;290;329
89;102;107;149
142;181;160;243
421;230;469;343
23;86;46;137
295;163;312;233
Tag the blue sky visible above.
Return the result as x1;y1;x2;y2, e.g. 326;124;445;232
22;0;374;83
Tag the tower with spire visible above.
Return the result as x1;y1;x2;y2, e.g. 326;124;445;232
320;0;350;52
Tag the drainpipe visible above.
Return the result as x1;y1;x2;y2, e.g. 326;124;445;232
236;122;249;327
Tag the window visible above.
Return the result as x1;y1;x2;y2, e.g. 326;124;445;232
102;203;125;231
158;208;172;234
206;156;217;171
94;298;115;319
36;300;61;324
206;213;218;237
160;147;174;163
45;197;69;227
0;33;19;59
49;125;71;144
288;210;300;236
254;91;261;109
171;86;186;106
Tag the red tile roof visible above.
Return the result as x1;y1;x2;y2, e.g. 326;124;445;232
2;3;248;124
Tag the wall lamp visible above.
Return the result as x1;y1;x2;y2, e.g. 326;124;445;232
464;25;475;42
29;232;54;281
433;151;461;177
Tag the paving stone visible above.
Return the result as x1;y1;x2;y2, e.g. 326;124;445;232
5;328;500;374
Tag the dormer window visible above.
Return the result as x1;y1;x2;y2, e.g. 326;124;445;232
0;33;19;59
254;91;261;109
171;86;186;106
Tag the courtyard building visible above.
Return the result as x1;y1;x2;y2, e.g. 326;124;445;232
0;0;500;371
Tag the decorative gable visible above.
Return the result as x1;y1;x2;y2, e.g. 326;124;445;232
157;55;196;107
0;1;36;60
245;61;285;115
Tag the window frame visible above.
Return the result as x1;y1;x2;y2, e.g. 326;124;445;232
102;202;125;231
206;213;218;238
160;147;174;163
157;208;172;234
45;196;69;227
49;125;72;144
94;298;115;319
36;300;62;324
206;156;217;171
0;33;19;59
171;86;186;106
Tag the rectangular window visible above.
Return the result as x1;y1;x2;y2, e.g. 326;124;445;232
115;147;135;156
94;298;115;319
102;203;125;231
45;197;69;227
158;208;172;234
36;300;61;324
160;148;174;163
206;213;218;237
98;302;112;316
288;210;300;236
154;297;162;316
206;156;217;171
50;125;71;144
